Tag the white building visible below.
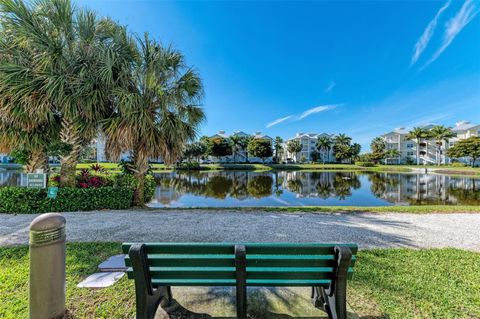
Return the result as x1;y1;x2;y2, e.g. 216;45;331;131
380;121;479;165
208;130;274;163
282;132;335;163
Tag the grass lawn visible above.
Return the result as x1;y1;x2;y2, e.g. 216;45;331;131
1;243;479;318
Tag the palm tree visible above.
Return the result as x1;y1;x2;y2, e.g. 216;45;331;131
332;133;352;163
406;127;429;165
0;0;132;186
429;125;456;165
274;136;283;162
316;135;332;163
104;34;205;206
384;149;401;164
239;136;252;162
370;137;387;163
229;135;242;163
286;140;302;163
333;133;352;146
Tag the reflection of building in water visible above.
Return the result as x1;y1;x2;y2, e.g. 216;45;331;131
151;184;182;206
150;171;479;206
372;173;479;205
0;172;28;187
282;171;359;199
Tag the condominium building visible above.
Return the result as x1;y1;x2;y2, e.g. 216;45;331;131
381;121;479;165
282;132;335;163
208;130;274;163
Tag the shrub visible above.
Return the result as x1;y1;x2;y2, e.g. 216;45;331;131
450;162;467;167
76;169;114;188
355;161;376;167
0;186;133;214
176;162;201;170
114;174;156;202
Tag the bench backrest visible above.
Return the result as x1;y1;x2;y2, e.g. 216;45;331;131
122;243;357;288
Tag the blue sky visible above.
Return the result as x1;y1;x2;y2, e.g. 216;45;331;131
78;0;480;151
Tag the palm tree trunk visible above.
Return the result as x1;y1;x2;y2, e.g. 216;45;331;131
59;119;82;187
133;147;150;206
25;148;48;173
416;138;420;165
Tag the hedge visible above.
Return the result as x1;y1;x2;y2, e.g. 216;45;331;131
0;186;133;214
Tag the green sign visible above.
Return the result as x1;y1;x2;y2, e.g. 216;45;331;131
27;173;47;188
47;187;58;199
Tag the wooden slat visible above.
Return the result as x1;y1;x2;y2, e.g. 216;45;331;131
126;267;353;281
124;254;235;267
122;243;358;256
152;278;236;286
149;278;331;287
149;267;236;280
124;254;356;268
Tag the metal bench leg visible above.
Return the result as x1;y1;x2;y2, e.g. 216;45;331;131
129;244;172;319
235;245;247;319
312;246;352;319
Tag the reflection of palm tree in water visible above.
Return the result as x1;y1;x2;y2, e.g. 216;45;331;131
273;171;283;197
368;172;400;199
316;180;333;199
247;175;273;198
286;179;303;193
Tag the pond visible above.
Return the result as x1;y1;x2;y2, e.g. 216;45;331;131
149;171;480;207
2;170;479;207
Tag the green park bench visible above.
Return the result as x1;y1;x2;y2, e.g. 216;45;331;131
122;242;358;319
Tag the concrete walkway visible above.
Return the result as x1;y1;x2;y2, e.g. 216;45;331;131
1;210;479;251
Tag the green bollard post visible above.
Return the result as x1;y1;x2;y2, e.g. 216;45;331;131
29;213;66;319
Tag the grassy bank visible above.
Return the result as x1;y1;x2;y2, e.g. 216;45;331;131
74;162;480;175
1;243;478;318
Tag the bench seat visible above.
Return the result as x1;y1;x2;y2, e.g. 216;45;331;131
123;242;358;319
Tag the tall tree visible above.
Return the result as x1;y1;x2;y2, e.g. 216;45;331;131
274;136;283;163
350;143;361;162
229;135;242;163
446;137;480;167
247;138;273;163
0;0;132;186
429;125;456;165
316;135;332;163
370;137;386;163
208;137;232;159
406;127;429;165
332;133;352;163
239;135;252;162
333;133;352;146
286;140;302;163
104;34;205;206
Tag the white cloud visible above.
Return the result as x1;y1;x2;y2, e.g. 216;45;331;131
325;80;336;93
411;0;451;65
424;0;479;67
298;104;340;120
265;115;293;128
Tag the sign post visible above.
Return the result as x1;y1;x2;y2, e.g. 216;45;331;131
47;187;58;199
27;174;47;189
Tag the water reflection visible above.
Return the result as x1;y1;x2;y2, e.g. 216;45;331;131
149;171;480;207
